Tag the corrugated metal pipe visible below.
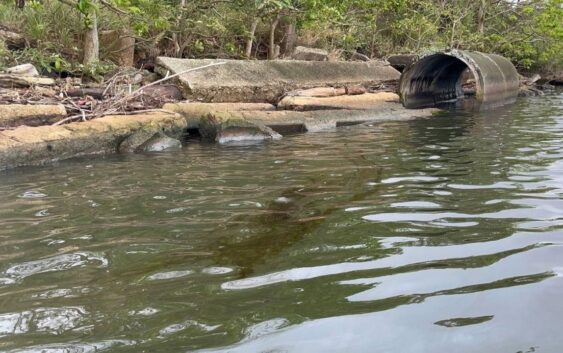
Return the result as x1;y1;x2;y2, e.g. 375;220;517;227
399;50;519;109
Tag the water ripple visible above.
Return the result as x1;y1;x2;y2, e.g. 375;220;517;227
0;92;561;352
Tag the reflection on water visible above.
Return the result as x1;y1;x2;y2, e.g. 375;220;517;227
3;252;108;282
0;307;88;336
0;92;562;352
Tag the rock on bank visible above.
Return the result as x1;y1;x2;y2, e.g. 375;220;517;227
156;58;400;103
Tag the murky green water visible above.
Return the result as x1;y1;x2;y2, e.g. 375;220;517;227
1;92;563;353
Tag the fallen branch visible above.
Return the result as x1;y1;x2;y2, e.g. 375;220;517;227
66;88;106;100
53;114;84;126
102;108;171;115
52;108;173;126
134;61;226;96
99;0;129;15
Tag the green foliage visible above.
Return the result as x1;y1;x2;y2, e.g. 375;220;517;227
78;61;116;81
292;0;562;70
77;0;97;15
13;48;68;73
0;0;561;72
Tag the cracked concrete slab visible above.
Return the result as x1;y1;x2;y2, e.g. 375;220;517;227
156;58;400;103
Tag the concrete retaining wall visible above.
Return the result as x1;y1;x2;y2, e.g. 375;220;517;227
0;111;186;170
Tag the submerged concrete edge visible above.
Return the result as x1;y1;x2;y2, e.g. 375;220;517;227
0;104;439;171
0;111;187;170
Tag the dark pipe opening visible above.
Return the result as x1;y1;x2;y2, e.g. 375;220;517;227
184;128;202;142
399;54;476;109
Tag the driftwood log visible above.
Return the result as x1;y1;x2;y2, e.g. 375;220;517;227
66;88;106;100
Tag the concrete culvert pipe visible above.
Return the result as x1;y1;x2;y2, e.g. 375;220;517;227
398;50;519;109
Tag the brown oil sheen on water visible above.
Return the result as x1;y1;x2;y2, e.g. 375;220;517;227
0;91;562;353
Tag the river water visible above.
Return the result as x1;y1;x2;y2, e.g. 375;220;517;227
0;92;562;353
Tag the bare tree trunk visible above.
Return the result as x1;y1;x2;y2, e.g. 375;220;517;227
477;0;486;35
283;19;297;56
268;13;281;60
172;0;187;57
450;20;457;49
245;18;259;59
116;28;135;67
83;10;99;65
369;29;377;58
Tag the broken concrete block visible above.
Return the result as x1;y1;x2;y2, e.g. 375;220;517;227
292;46;329;61
138;132;183;152
198;111;282;144
0;75;56;88
6;64;39;76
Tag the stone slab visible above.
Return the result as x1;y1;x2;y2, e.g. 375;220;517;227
387;54;418;71
0;74;56;88
0;104;67;127
196;111;282;144
156;58;400;103
277;92;400;111
291;46;328;61
0;100;439;170
242;107;439;133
